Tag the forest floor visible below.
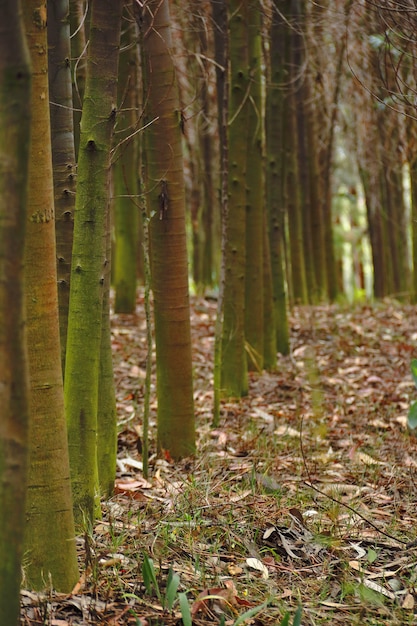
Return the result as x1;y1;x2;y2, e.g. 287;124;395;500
21;294;417;625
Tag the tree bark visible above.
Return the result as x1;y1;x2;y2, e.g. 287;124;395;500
266;2;289;355
245;0;264;372
23;0;79;591
141;0;195;457
0;1;31;622
64;0;122;523
221;0;249;397
48;0;77;376
114;2;139;313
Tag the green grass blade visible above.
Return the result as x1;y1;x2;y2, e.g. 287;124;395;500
165;571;180;610
411;359;417;388
141;555;160;601
292;605;302;626
178;592;192;626
279;614;290;626
408;400;417;430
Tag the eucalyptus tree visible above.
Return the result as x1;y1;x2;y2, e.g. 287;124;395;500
22;0;79;591
0;1;31;622
48;0;77;375
69;0;87;158
141;0;195;457
113;1;140;314
245;0;265;371
64;0;123;522
210;0;229;423
266;1;289;354
221;0;249;397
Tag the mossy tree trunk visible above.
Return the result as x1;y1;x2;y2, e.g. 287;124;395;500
286;1;307;305
293;0;316;302
114;2;139;313
64;0;122;523
263;212;277;369
0;2;31;622
48;0;76;376
97;200;117;496
23;0;79;591
221;0;249;397
245;0;264;372
141;0;195;458
266;2;289;355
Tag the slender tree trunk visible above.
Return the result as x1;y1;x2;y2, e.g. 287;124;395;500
304;70;326;301
97;202;117;496
195;0;215;289
411;158;417;302
0;2;31;622
319;0;353;300
267;2;289;355
286;1;307;304
141;0;195;457
293;0;315;303
221;0;249;397
69;0;87;158
263;211;277;369
23;0;79;591
48;0;76;376
211;0;229;423
64;0;122;523
114;2;139;313
245;0;264;372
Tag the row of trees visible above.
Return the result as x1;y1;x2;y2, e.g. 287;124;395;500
1;0;416;624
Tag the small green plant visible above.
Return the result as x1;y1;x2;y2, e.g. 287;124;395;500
141;554;192;622
408;359;417;430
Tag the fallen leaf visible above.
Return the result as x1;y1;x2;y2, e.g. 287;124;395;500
362;579;396;599
402;593;415;609
246;557;269;579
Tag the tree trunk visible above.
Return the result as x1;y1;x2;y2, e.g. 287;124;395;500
221;0;249;397
0;2;31;622
266;1;289;354
23;0;79;591
286;1;307;304
245;0;264;372
141;0;195;458
97;201;117;496
411;158;417;302
210;0;229;423
64;0;122;523
114;3;139;313
69;0;87;159
48;0;76;377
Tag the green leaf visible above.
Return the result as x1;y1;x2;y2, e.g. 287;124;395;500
178;592;192;626
233;601;268;626
141;556;160;601
357;583;385;607
165;571;180;610
411;359;417;388
367;548;378;564
408;401;417;430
